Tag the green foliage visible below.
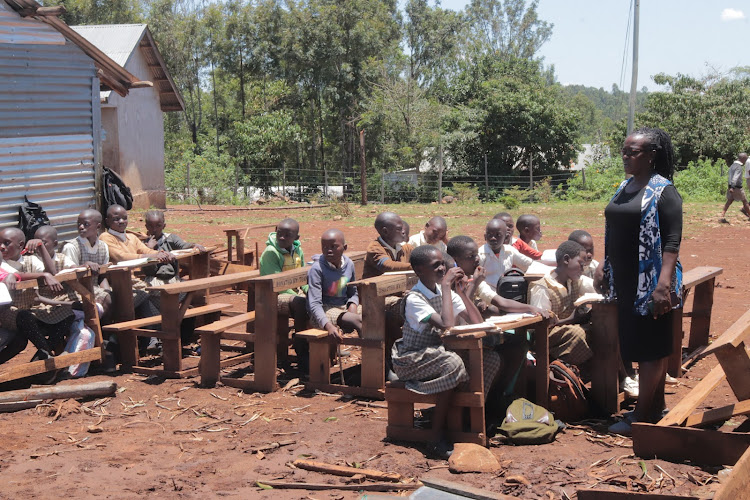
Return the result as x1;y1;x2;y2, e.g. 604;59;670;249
673;159;727;202
502;185;534;203
445;182;480;203
562;157;625;202
499;195;519;210
166;148;236;205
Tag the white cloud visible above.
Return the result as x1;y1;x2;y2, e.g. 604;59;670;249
721;8;746;21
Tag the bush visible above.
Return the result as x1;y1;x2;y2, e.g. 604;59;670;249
445;182;480;203
499;195;519;210
166;149;237;204
562;157;625;201
502;185;534;204
673;158;726;201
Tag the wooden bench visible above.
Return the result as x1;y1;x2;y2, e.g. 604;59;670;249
632;306;750;467
668;266;723;377
196;311;256;387
385;330;490;446
0;269;104;385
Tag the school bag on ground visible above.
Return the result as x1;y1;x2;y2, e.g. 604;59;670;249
496;269;528;303
548;360;589;422
102;166;133;213
499;398;559;444
18;195;50;241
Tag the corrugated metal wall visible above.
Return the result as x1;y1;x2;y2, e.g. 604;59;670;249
0;38;97;240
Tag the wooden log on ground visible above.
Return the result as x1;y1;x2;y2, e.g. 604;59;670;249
577;491;700;500
255;480;419;492
421;478;516;500
291;459;402;482
0;381;117;403
0;400;44;413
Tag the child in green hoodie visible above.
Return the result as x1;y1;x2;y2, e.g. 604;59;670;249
259;218;308;333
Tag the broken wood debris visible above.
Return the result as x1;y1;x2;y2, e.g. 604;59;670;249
292;459;403;482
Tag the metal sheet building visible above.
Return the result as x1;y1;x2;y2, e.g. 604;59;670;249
0;0;142;239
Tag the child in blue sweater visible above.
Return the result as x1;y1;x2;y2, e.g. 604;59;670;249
306;229;362;342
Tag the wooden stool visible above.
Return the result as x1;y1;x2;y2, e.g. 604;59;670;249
385;336;487;446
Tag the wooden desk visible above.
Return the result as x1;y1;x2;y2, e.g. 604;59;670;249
0;269;104;385
589;302;623;414
451;315;551;407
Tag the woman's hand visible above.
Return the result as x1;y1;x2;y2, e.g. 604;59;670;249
651;283;672;318
593;261;605;293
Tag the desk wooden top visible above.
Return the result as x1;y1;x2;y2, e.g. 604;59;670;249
147;270;258;294
351;271;418;296
446;314;546;339
682;266;723;289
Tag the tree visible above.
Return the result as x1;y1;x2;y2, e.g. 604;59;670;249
56;0;144;25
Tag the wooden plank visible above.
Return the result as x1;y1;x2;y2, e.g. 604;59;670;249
147;270;258;294
249;267;309;294
687;278;716;349
195;312;256;335
291;459;402;482
0;381;116;403
221;332;256;342
659;363;726;426
533;318;550;407
160;293;182;373
682;266;723;289
632;422;750;466
295;328;328;339
714;447;750;500
0;348;104;384
668;307;683;377
253;480;419;492
199;330;221;387
684;399;750;427
422;477;517;500
494;315;546;332
108;268;137;367
132;365;200;378
590;303;622;414
253;281;278;391
701;309;750;357
715;343;750;401
0;400;43;412
104;303;231;332
301;382;384;400
308;338;330;384
577;491;699;500
385;388;483;407
359;285;385;391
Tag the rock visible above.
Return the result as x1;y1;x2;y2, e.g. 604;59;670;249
448;443;500;473
333;215;342;221
442;196;455;204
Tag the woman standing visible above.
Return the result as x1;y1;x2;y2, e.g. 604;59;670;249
600;127;683;435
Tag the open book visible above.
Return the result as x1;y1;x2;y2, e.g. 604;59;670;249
485;313;537;324
0;283;11;306
445;322;498;335
110;257;152;269
573;292;605;307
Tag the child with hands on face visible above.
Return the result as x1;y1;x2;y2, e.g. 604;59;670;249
390;245;503;458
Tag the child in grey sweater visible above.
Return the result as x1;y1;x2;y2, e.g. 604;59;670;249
306;229;361;342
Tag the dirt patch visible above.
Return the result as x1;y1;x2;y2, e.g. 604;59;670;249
0;202;748;499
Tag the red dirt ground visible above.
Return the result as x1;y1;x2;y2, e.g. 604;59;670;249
1;203;748;499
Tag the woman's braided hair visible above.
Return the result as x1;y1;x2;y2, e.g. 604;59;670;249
632;127;675;180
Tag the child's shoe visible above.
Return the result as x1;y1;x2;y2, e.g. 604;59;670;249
608;414;635;436
620;376;639;399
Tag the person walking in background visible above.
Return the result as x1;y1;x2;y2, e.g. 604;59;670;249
720;152;750;222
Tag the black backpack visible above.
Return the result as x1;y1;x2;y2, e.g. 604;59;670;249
496;269;528;303
102;166;133;213
18;195;50;241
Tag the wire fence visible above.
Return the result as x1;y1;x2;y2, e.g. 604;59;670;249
167;166;579;205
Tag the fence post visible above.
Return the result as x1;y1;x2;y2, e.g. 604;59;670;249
581;167;586;189
359;129;367;205
438;143;444;204
186;161;190;201
484;153;489;195
529;153;534;189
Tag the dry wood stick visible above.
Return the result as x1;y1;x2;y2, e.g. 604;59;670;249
0;381;117;404
245;439;296;454
291;459;402;482
0;400;43;413
256;480;418;492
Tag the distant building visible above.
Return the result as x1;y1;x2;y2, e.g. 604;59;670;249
72;24;184;209
0;0;143;238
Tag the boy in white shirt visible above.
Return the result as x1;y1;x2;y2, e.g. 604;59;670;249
408;216;448;252
478;218;532;290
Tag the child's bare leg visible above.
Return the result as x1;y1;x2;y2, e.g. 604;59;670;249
432;389;453;440
338;312;362;337
289;295;308;333
721;199;733;217
633;357;667;423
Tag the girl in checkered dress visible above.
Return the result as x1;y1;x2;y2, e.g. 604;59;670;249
391;245;501;455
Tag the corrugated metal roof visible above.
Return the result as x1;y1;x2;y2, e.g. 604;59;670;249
0;0;64;44
70;24;145;67
72;24;184;112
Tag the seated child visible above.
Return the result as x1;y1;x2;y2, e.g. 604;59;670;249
142;209;206;308
363;212;413;279
99;204;171;318
408;216;448;252
61;209;113;319
259;218;308;329
493;212;515;245
447;235;547;318
306;229;362;341
568;230;598;279
478;218;532;291
390;245;501;457
0;255;25;364
513;214;543;260
402;220;410;241
0;227;71;360
528;240;596;367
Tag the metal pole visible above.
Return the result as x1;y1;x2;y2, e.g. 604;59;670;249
529;153;533;189
359;130;367;205
627;0;640;135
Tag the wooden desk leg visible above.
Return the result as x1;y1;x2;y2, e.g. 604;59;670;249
200;332;221;388
254;282;278;391
277;313;289;361
161;293;182;373
688;278;715;350
191;252;210;306
668;307;684;377
110;269;137;369
227;233;234;263
534;318;550;407
308;340;330;384
236;237;244;266
590;303;620;414
360;287;385;392
715;343;750;401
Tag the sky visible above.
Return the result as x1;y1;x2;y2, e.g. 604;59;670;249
435;0;750;90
